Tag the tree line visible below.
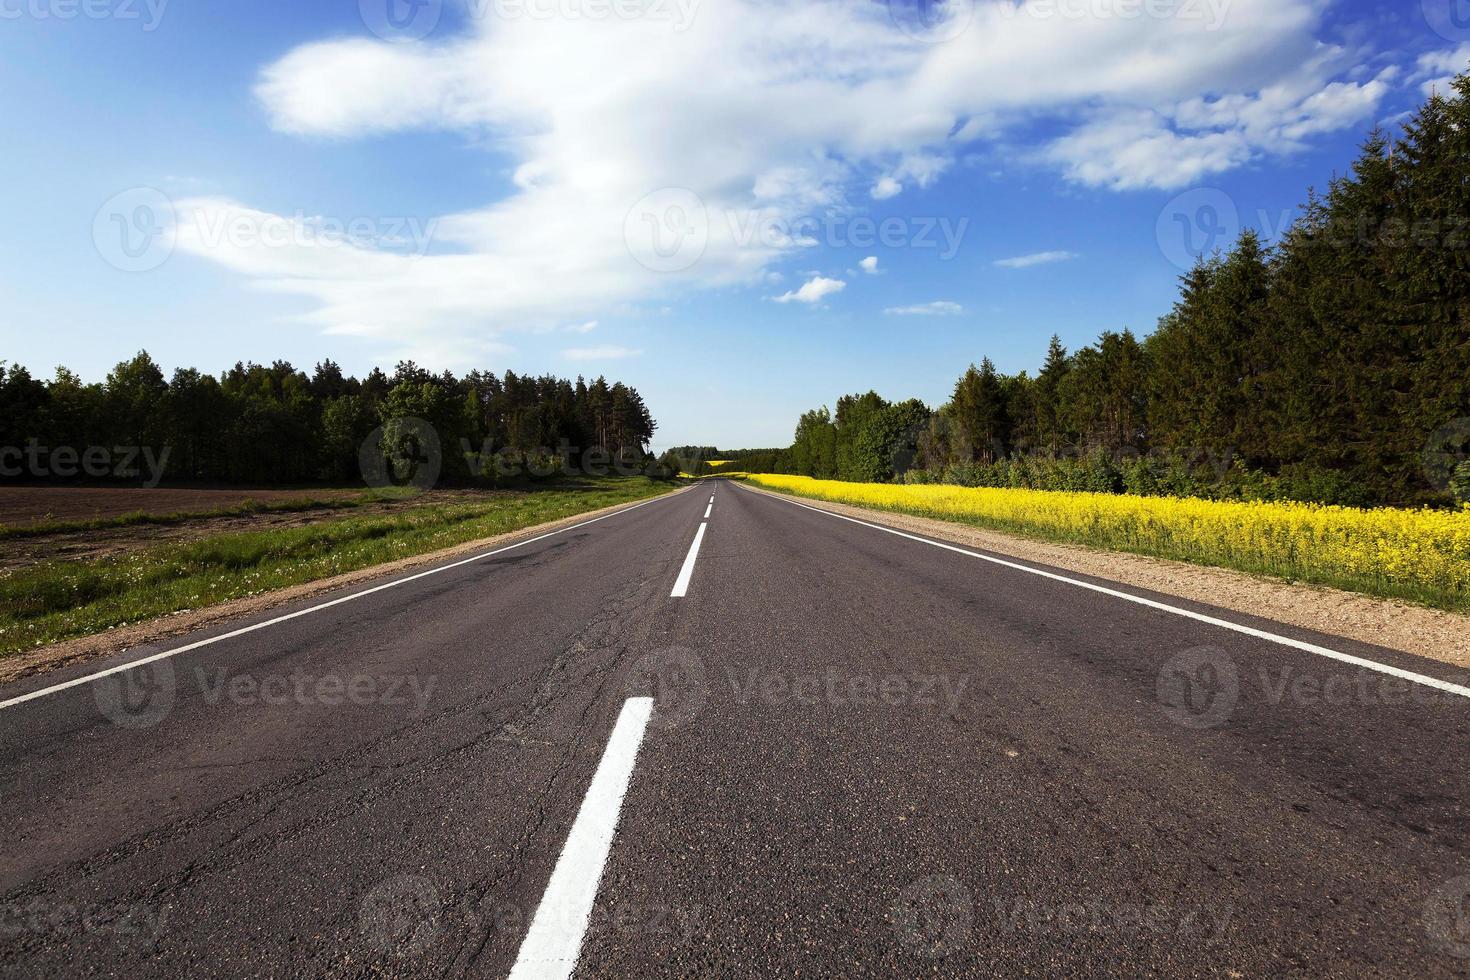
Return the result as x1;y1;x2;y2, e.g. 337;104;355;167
661;446;787;475
0;352;661;486
738;70;1470;507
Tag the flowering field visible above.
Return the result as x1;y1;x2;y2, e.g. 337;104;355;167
740;474;1470;612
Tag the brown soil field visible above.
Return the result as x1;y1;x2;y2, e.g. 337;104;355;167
0;487;503;573
0;486;366;526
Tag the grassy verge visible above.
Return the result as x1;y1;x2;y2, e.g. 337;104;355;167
0;486;423;540
739;474;1470;614
0;477;675;656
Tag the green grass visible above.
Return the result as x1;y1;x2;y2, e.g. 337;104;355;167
0;477;676;657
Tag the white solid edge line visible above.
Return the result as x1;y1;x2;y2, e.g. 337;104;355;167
0;489;694;712
670;522;708;598
737;483;1470;700
509;697;654;980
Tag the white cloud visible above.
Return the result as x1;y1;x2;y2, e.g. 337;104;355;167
859;256;878;274
1053;62;1396;191
870;176;903;200
163;0;1397;362
533;319;599;335
894;152;950;188
1415;45;1470;96
562;345;642;360
773;276;845;304
994;250;1078;269
884;301;963;316
1046;112;1253;191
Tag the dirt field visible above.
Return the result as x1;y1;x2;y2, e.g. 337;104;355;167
0;487;505;573
0;486;366;527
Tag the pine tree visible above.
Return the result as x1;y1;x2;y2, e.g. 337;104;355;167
1396;81;1470;494
949;359;1008;462
1033;335;1071;455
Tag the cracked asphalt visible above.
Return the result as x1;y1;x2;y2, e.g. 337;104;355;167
3;479;1470;977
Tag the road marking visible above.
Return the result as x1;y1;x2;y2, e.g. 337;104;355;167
0;490;695;712
670;522;708;598
709;495;715;503
510;697;654;980
741;485;1470;700
704;503;713;518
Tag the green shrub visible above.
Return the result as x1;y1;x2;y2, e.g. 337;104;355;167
1451;461;1470;505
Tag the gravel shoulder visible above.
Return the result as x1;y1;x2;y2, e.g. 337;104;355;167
737;481;1470;669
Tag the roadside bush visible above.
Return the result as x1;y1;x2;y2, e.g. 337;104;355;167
889;452;1383;508
1452;461;1470;505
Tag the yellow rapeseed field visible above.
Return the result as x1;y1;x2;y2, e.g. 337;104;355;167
742;474;1470;611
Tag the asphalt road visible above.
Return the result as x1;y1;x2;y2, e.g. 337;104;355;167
3;479;1470;977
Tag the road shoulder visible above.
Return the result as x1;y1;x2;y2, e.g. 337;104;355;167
734;481;1470;669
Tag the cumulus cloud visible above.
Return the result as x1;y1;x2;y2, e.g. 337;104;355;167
994;250;1078;269
1053;61;1397;191
773;276;846;304
859;256;878;274
884;301;963;316
1045;113;1253;191
162;0;1400;361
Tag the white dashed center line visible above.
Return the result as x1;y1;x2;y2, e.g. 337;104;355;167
509;697;654;980
670;522;708;598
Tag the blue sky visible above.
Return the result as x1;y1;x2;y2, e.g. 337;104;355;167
1;0;1466;450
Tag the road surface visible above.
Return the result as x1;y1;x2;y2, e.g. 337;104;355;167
3;479;1469;977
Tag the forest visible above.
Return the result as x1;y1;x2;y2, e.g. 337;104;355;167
0;353;660;486
731;71;1470;508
